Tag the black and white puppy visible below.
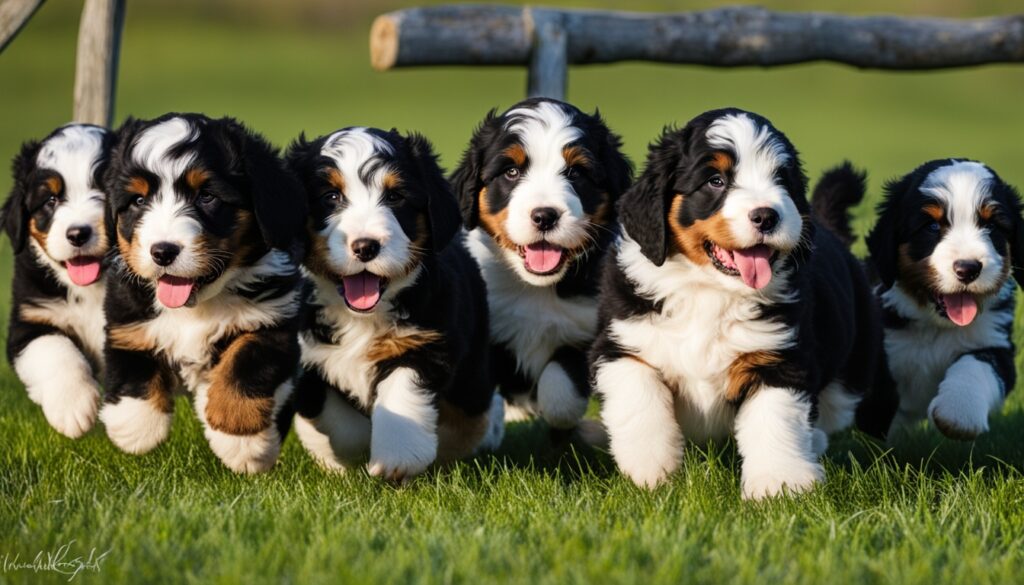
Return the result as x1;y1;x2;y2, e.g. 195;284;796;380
286;127;503;481
2;124;114;438
450;98;632;430
592;109;886;499
99;113;307;473
867;159;1023;440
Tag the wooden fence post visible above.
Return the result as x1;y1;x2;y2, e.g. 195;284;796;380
526;8;567;100
72;0;125;127
0;0;46;53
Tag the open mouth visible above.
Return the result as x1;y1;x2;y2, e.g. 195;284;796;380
704;241;778;290
934;291;978;326
64;256;103;286
519;241;568;276
156;275;198;309
338;271;387;313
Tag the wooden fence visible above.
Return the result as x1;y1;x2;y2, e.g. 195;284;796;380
370;5;1024;100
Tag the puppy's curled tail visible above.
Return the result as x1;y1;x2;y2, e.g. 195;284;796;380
811;161;867;248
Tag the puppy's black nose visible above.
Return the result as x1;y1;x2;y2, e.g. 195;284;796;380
351;238;381;262
66;225;92;247
953;259;982;284
150;242;181;267
748;207;779;233
531;207;560;232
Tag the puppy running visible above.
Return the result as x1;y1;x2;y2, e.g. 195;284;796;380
287;127;502;481
2;124;114;438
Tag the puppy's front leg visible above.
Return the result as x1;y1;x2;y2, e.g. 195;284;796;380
368;367;438;482
596;357;682;489
735;387;823;500
100;343;175;453
537;345;590;429
13;331;100;439
200;327;298;474
929;351;1009;440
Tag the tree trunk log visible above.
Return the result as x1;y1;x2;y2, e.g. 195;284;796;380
371;5;1024;71
0;0;45;53
73;0;126;127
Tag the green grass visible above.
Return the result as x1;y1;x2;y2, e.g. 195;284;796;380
3;2;1024;584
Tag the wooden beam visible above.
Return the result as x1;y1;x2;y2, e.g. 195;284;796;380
0;0;45;54
371;5;1024;71
73;0;126;127
526;8;567;99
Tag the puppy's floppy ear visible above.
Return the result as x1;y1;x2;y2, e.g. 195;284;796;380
406;132;460;252
998;181;1024;291
617;127;683;266
214;117;307;251
449;109;500;230
284;132;319;185
590;109;634;205
2;139;43;254
866;175;909;289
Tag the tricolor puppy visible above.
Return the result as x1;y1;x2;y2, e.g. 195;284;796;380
867;159;1023;440
99;113;307;473
591;109;887;499
2;124;114;438
450;98;632;430
286;127;502;481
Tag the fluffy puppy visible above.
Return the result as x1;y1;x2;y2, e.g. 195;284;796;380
591;109;886;499
450;98;632;430
867;159;1023;440
2;124;114;438
99;113;307;473
286;127;502;481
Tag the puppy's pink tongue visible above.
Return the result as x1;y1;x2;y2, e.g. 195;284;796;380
524;242;564;274
156;276;195;308
341;272;382;311
733;245;773;289
65;257;102;286
943;293;978;326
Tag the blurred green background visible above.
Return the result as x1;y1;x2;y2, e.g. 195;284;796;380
2;0;1023;229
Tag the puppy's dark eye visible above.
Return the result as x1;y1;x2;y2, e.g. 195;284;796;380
566;166;581;181
383;190;403;204
504;167;520;181
46;195;58;207
927;221;941;233
708;176;726;190
197;192;217;205
322;191;341;204
132;196;146;207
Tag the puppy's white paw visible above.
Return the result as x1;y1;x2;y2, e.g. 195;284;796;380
620;456;678;490
741;459;823;500
206;426;282;474
100;397;172;454
536;362;588;429
929;393;988;441
367;410;437;483
39;381;100;439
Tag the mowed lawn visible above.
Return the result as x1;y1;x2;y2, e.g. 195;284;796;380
2;3;1024;584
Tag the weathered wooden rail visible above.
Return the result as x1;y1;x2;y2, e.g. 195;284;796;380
0;0;125;127
370;5;1024;99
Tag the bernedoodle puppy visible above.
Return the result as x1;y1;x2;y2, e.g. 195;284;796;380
99;113;307;473
286;127;503;481
450;97;632;431
867;159;1023;440
591;108;890;498
2;124;115;438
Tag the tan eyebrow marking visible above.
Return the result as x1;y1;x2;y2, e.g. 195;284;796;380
323;167;345;193
979;202;996;222
44;176;63;194
562;145;592;169
126;176;150;197
709;152;734;174
186;168;210;191
502;144;527;167
381;169;403;191
922;203;944;221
